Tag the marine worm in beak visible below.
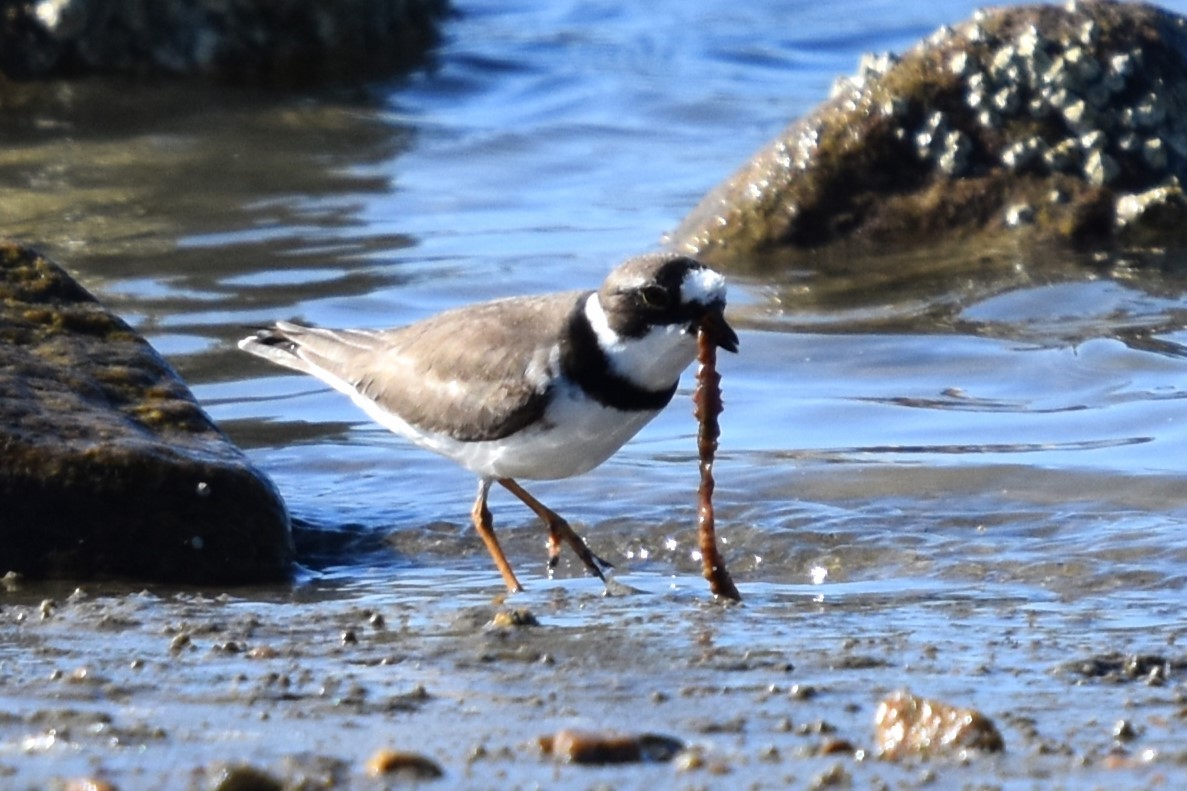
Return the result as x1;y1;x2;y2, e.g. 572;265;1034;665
694;327;741;602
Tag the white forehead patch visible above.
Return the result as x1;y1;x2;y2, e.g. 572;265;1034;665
680;266;727;305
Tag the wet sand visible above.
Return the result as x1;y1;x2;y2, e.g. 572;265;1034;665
1;562;1181;790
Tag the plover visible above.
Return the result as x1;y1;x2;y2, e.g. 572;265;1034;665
239;252;739;592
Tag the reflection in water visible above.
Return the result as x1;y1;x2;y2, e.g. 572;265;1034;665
0;79;430;391
734;239;1187;352
0;79;417;350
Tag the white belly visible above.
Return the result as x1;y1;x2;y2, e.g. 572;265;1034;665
349;378;662;481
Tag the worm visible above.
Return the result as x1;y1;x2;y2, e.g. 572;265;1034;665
694;328;741;601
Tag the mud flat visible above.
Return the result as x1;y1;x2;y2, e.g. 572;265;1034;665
0;566;1182;789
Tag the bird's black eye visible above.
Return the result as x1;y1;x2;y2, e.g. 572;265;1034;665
638;285;670;309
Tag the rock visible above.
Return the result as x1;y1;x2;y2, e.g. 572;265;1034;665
874;690;1004;759
206;763;284;791
0;0;448;83
672;1;1187;265
539;729;685;764
364;748;444;780
487;608;541;628
1058;651;1183;681
0;242;292;583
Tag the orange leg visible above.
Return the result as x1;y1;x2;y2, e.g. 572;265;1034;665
497;478;612;582
471;479;523;593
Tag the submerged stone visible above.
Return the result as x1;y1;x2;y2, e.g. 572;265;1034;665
672;1;1187;266
0;242;292;583
0;0;448;83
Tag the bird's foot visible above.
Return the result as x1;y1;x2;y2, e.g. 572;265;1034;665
547;519;612;581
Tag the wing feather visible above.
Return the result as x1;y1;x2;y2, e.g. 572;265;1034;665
243;291;586;442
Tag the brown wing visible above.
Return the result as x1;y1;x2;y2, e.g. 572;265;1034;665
266;291;587;442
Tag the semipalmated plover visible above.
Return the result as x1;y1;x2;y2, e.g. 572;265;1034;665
240;252;739;592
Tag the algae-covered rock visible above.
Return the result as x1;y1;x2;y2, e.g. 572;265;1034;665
673;1;1187;266
0;242;292;583
0;0;447;83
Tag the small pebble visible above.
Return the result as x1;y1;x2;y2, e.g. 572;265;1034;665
789;683;818;700
1113;719;1139;742
489;609;540;628
365;748;444;779
540;729;684;764
819;737;857;755
209;764;283;791
673;746;706;772
65;780;118;791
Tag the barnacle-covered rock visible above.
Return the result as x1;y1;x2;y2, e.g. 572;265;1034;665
673;1;1187;265
0;242;293;583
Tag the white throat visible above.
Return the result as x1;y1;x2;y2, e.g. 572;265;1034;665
583;293;698;392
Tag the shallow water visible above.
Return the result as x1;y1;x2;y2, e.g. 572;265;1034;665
4;0;1187;786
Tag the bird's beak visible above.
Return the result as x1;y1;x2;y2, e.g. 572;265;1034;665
699;302;740;353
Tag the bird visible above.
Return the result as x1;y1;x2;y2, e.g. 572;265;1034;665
239;252;739;592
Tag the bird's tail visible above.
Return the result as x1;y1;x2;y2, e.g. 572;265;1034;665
238;321;385;381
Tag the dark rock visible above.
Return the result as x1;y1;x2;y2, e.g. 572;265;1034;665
0;242;292;583
0;0;448;83
1058;651;1185;680
672;1;1187;266
207;763;284;791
